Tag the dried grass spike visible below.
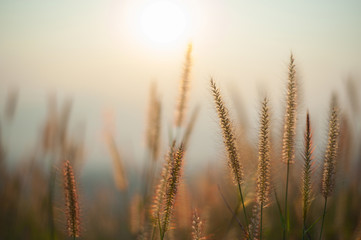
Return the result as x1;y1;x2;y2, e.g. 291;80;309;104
146;83;162;160
282;53;297;239
302;112;314;222
210;78;243;186
192;209;205;240
249;204;261;240
174;43;193;127
282;53;297;164
321;96;340;198
257;97;271;206
151;144;175;224
63;160;81;238
161;145;185;238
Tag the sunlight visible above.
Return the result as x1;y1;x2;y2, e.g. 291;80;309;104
140;1;187;44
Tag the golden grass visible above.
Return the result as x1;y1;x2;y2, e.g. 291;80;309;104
1;47;360;240
321;96;339;198
174;43;193;127
282;53;298;239
282;53;297;165
257;97;271;240
210;78;243;186
192;209;204;240
257;97;271;206
63;160;81;238
146;82;162;161
302;112;314;237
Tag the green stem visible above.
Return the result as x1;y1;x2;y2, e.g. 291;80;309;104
274;190;285;228
283;161;290;240
319;197;328;240
302;210;307;240
217;185;247;236
304;215;322;234
302;225;305;240
158;213;164;240
151;226;156;240
229;201;241;228
160;230;165;240
260;203;264;240
238;183;250;239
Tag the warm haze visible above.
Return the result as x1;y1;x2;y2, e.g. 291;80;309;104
0;1;361;239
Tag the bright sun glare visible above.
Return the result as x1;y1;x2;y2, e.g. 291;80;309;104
140;1;187;44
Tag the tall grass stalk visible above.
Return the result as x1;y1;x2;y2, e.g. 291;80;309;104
319;96;339;240
158;145;184;240
319;197;328;240
152;143;175;222
146;82;162;162
257;98;271;240
210;79;249;237
174;43;192;128
63;160;81;240
144;83;162;204
302;112;313;239
282;54;297;240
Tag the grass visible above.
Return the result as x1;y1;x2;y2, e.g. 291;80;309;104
0;48;360;240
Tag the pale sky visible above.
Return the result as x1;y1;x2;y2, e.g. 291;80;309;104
0;0;360;171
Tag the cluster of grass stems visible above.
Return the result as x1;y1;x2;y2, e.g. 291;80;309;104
0;46;361;240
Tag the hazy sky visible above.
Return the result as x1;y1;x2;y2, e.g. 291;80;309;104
1;0;361;170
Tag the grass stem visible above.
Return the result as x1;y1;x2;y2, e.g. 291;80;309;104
302;211;307;240
260;202;264;240
283;161;290;240
319;197;328;240
238;183;250;239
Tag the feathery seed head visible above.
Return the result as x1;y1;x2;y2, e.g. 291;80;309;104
249;204;261;240
146;83;162;161
282;53;297;165
210;78;243;186
174;43;193;127
192;209;204;240
156;144;185;235
322;96;340;198
257;97;271;205
151;143;176;224
63;160;81;238
302;112;314;221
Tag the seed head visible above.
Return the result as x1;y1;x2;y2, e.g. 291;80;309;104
63;160;81;238
282;53;297;164
192;209;205;240
321;96;339;198
210;78;243;185
174;43;193;127
257;98;271;206
302;112;314;221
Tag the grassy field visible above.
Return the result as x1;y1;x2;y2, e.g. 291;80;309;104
0;46;361;240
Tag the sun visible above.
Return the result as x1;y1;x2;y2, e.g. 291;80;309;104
140;1;187;44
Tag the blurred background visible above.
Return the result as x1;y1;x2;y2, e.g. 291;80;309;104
0;0;361;239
